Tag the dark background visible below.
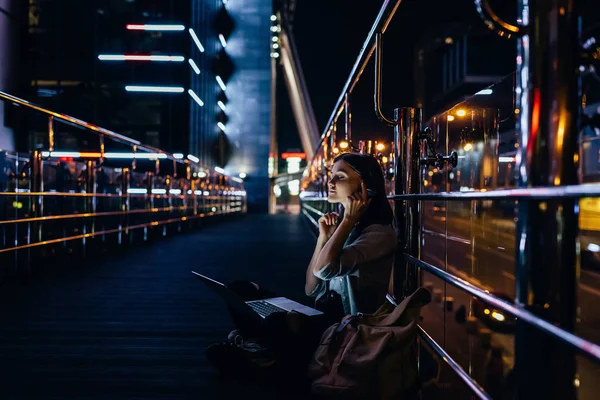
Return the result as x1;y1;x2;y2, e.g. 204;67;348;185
278;0;600;151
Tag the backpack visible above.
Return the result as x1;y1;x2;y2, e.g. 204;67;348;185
307;287;431;399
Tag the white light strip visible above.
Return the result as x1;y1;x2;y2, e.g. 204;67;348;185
499;156;516;163
216;76;227;91
127;188;148;194
217;101;227;111
219;34;227;48
187;154;200;163
152;189;167;195
476;88;493;95
45;151;80;158
189;28;205;52
217;122;226;132
127;24;185;31
198;172;207;178
173;153;184;159
169;189;182;195
232;177;243;183
43;151;169;159
125;85;184;93
104;152;168;159
203;191;210;196
215;167;226;175
98;55;185;62
194;190;203;196
188;58;200;74
188;89;204;106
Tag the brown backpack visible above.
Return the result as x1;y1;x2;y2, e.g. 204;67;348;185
307;287;431;399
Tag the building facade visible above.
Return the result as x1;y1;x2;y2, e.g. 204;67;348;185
4;0;271;212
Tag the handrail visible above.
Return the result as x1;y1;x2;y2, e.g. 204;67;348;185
405;254;600;364
301;182;600;203
0;90;184;163
418;326;493;400
388;183;600;200
319;0;403;140
473;0;523;39
374;33;398;126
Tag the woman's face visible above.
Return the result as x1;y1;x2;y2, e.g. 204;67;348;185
328;160;361;203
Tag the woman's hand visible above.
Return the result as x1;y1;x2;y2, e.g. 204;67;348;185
343;182;372;225
318;212;339;238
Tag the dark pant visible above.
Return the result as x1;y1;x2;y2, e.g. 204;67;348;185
226;280;337;385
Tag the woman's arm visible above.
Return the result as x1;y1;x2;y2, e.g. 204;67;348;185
305;234;328;295
313;184;370;276
312;218;354;275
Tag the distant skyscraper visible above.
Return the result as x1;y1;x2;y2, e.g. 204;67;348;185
12;0;272;212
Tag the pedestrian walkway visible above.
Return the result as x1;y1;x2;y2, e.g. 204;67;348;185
0;214;317;399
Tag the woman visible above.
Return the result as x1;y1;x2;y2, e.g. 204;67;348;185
306;153;396;318
206;153;397;381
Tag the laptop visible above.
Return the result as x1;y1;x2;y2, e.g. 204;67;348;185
191;271;323;322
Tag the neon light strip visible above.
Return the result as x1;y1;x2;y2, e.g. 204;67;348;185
216;76;226;91
232;177;243;183
215;167;226;174
499;156;516;163
126;24;185;31
173;153;184;159
152;189;167;195
187;154;200;163
188;59;200;74
189;29;205;52
188;89;204;106
104;152;168;159
42;151;168;159
127;188;148;194
125;86;184;93
217;122;226;132
219;34;227;48
98;55;185;62
217;101;227;111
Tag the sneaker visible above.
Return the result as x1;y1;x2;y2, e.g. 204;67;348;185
205;340;275;376
227;329;242;345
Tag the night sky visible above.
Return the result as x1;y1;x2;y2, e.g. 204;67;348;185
277;0;484;152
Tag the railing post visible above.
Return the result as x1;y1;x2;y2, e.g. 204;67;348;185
393;108;422;299
145;172;154;241
96;164;106;244
83;160;96;256
514;0;580;398
165;175;172;236
28;150;44;273
48;116;55;151
344;93;352;142
119;168;130;246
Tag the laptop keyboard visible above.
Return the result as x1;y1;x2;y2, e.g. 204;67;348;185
248;300;285;318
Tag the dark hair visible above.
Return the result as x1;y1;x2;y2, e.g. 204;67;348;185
333;153;394;234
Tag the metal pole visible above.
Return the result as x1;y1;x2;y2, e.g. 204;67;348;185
344;93;352;142
393;108;422;299
48;116;55;151
84;160;96;256
29;150;44;273
145;172;154;241
120;168;130;246
514;0;580;398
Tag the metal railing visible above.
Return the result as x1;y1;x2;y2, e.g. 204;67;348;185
300;0;597;399
0;91;246;275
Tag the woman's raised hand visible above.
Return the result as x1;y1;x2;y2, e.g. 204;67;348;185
318;212;339;238
343;182;372;224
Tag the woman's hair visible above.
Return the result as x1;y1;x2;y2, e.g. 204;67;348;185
333;153;394;234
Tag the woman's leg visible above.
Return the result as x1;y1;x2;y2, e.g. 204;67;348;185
226;280;276;339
